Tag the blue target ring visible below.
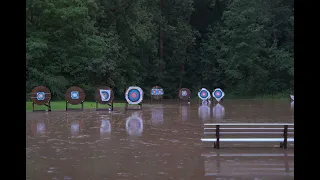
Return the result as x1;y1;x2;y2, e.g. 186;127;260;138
128;89;141;102
71;91;79;99
214;89;223;98
101;91;109;100
200;90;209;98
36;92;45;100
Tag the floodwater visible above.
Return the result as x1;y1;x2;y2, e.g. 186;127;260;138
26;100;294;180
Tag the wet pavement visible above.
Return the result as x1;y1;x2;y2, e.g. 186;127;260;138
26;100;294;180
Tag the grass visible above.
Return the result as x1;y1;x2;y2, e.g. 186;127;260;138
26;101;127;112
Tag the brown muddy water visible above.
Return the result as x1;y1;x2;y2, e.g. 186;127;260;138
26;100;294;180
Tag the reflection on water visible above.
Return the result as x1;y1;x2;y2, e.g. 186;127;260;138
26;100;294;179
151;108;164;125
179;105;189;121
126;112;143;136
100;120;111;139
212;103;225;120
291;101;294;109
202;150;294;178
198;105;211;121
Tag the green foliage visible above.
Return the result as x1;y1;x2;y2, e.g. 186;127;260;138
26;0;293;100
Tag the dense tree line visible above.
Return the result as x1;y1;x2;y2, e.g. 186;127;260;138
26;0;293;100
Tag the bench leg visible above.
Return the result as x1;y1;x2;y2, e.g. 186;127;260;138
280;142;283;148
213;143;216;149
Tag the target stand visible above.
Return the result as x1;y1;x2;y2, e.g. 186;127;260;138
95;86;114;111
150;86;164;104
178;88;191;104
125;86;144;110
30;86;52;112
65;86;86;111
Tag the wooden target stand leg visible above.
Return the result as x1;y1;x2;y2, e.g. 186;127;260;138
96;101;114;111
66;101;84;111
125;103;142;110
150;97;163;104
32;101;52;112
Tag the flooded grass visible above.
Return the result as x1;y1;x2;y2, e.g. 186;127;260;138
26;101;127;111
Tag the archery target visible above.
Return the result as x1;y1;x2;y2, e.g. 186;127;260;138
126;114;143;136
181;90;188;96
36;122;46;134
212;88;225;102
36;92;45;101
212;103;225;120
71;91;79;99
125;86;144;104
151;88;164;96
100;89;111;101
198;104;211;121
198;88;211;101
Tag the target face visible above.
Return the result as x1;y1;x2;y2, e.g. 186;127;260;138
151;88;164;96
36;122;46;134
100;89;111;101
181;90;188;96
212;103;225;120
212;88;225;102
71;91;79;99
126;114;143;136
198;88;211;101
125;86;143;104
36;92;45;100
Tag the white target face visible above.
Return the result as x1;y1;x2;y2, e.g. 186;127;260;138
198;88;211;101
212;88;225;102
125;86;144;105
212;103;225;120
126;114;143;136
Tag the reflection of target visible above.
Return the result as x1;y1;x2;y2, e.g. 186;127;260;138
125;86;144;105
212;88;225;102
198;105;211;121
212;103;225;120
126;115;143;136
36;122;46;134
100;120;111;138
179;105;189;121
71;91;79;99
71;121;80;136
291;101;294;109
198;88;211;101
151;108;164;125
36;92;45;100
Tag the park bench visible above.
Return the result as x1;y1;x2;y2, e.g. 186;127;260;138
201;123;294;149
201;151;294;177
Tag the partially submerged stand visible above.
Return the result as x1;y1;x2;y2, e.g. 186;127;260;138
125;103;142;110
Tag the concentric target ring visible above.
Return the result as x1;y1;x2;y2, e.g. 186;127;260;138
212;88;225;102
198;88;211;101
125;86;144;104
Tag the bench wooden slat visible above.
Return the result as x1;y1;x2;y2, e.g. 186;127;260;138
201;153;294;157
204;123;293;126
204;127;294;130
201;138;294;142
204;132;294;135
